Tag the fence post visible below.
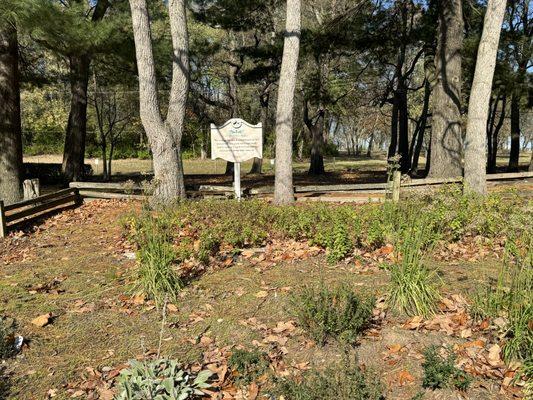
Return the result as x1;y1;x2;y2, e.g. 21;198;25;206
392;170;401;203
0;201;7;238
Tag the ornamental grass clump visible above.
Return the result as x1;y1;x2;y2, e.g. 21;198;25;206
388;217;440;317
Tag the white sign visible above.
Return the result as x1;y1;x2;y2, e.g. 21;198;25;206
211;119;262;163
210;118;263;200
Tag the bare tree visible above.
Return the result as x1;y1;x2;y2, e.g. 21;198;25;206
129;0;189;202
0;20;23;205
274;0;301;205
428;0;463;178
464;0;507;195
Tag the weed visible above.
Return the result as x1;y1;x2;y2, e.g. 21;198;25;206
422;346;472;391
228;349;269;385
115;359;212;400
292;284;374;345
274;357;383;400
388;217;440;317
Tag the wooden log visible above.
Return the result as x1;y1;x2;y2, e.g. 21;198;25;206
295;182;389;193
0;201;6;238
78;190;147;200
5;193;79;223
4;188;77;212
69;181;143;190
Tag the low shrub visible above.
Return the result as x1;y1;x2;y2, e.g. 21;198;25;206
292;285;374;345
228;349;269;385
274;357;383;400
115;359;212;400
387;217;440;317
422;346;472;391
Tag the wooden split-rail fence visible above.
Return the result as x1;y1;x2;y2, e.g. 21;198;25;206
1;171;531;238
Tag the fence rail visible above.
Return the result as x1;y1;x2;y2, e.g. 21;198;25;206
1;188;81;238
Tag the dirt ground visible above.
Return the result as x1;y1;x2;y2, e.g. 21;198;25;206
0;200;527;399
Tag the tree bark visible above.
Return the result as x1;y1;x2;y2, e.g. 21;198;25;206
464;0;506;195
507;92;520;171
0;22;23;205
273;0;300;205
61;0;109;182
388;98;399;159
62;54;90;182
429;0;463;178
411;78;431;176
397;86;410;172
250;91;269;174
129;0;188;203
308;113;325;175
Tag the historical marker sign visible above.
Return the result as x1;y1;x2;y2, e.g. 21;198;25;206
211;119;262;163
210;118;263;200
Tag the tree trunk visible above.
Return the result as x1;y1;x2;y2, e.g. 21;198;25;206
507;92;520;171
250;92;269;174
308;112;325;175
429;0;464;178
397;87;410;172
411;79;431;176
388;98;399;159
464;0;506;195
0;22;23;205
273;0;300;205
129;0;188;203
488;94;506;172
367;132;374;158
108;143;114;178
62;54;90;182
101;137;108;180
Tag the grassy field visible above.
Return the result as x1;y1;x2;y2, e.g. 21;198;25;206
24;153;532;178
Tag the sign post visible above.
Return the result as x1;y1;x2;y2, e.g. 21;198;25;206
211;118;263;200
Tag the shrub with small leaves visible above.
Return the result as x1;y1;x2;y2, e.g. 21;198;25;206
114;359;212;400
422;346;471;391
274;357;383;400
292;284;374;345
228;349;269;385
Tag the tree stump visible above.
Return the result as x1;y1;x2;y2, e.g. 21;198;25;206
23;179;40;200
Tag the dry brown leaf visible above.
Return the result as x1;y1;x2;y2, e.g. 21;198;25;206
31;313;53;327
397;370;415;386
248;382;259;400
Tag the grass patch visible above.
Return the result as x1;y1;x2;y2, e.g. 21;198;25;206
274;357;383;400
292;284;374;346
387;217;440;317
422;346;472;391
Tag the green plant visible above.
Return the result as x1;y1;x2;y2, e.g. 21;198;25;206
274;357;383;400
522;357;532;398
471;236;532;362
136;224;183;307
422;346;472;391
228;349;269;385
292;285;374;345
115;359;212;400
388;217;440;317
0;318;16;360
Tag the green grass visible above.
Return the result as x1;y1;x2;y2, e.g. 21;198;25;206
422;346;472;391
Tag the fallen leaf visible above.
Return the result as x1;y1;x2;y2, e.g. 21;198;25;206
487;344;502;367
32;313;53;327
248;382;259;400
255;291;268;298
397;370;415;386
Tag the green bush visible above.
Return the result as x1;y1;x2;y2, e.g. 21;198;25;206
388;217;440;317
228;349;269;385
115;359;212;400
274;357;383;400
292;285;374;345
422;346;471;391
